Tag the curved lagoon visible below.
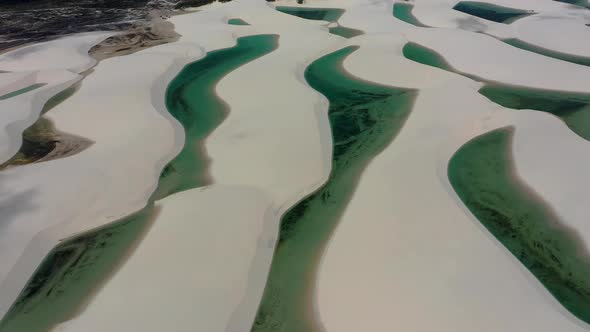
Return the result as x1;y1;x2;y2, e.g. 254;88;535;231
252;46;416;331
0;34;279;332
448;127;590;324
228;18;250;25
453;1;534;23
403;41;590;141
275;6;363;38
154;34;278;199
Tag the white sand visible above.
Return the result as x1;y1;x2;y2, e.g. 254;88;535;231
0;33;112;74
53;2;342;330
0;37;199;319
0;70;80;164
53;185;275;332
406;0;590;58
2;0;590;331
314;2;590;331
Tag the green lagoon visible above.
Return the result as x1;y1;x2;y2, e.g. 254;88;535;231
453;1;534;23
503;38;590;67
448;127;590;324
0;34;279;332
393;3;430;27
252;46;415;331
276;6;344;22
275;6;363;38
403;41;590;141
152;34;278;199
228;18;249;25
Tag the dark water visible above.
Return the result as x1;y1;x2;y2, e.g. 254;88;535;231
252;46;415;332
153;34;278;199
503;38;590;67
402;41;590;141
448;127;590;325
0;0;176;51
453;1;534;23
275;6;344;22
392;2;430;27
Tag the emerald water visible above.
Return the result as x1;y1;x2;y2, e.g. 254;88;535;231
328;26;363;38
0;83;46;100
448;127;590;324
0;209;155;332
392;3;430;27
403;42;590;141
503;38;590;67
152;34;278;199
252;46;416;332
275;6;363;38
276;6;344;22
479;85;590;140
0;34;279;332
228;18;249;25
554;0;590;8
453;1;534;23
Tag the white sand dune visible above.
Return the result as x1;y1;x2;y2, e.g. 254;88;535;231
406;27;590;92
53;185;275;332
2;0;590;331
315;4;590;331
407;0;590;58
52;1;343;330
0;70;80;164
512;15;590;58
0;38;200;319
0;33;112;74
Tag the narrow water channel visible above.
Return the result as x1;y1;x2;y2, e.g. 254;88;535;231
448;127;590;324
0;83;46;100
0;34;279;332
252;46;416;332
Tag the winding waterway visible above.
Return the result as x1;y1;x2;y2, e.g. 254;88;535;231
0;34;279;332
252;46;416;332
